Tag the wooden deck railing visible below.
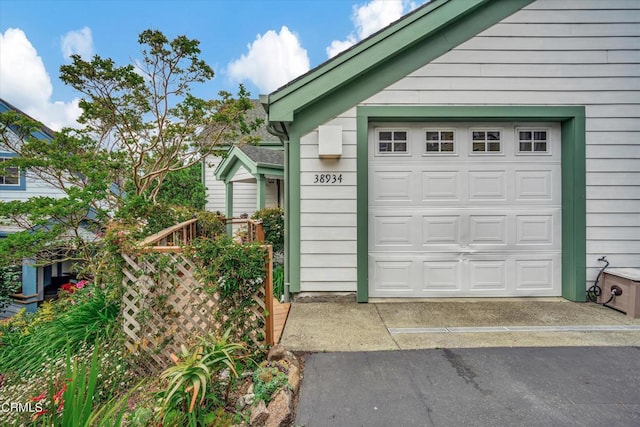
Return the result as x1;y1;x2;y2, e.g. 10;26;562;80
140;218;198;252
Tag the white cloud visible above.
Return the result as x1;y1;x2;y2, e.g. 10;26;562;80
326;36;357;59
227;26;310;94
0;28;81;130
61;27;94;60
327;0;425;58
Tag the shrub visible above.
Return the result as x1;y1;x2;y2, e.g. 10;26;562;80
0;265;20;310
252;207;284;253
252;361;290;403
196;210;225;238
188;236;267;349
158;331;247;425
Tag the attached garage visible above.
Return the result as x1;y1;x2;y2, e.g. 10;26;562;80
368;122;562;297
263;0;639;303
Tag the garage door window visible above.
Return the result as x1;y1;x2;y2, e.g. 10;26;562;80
376;129;409;154
425;130;455;154
517;129;549;154
471;130;501;153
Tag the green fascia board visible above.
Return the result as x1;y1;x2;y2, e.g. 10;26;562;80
356;105;586;303
268;0;472;111
267;0;534;126
286;133;301;293
215;146;283;182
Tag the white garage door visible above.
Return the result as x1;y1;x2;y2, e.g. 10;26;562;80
368;122;562;297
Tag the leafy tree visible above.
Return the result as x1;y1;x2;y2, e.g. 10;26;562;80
0;29;258;268
144;162;207;211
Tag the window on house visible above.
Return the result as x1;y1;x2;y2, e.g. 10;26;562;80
0;157;21;186
425;130;455;153
518;129;548;153
471;130;501;153
377;130;408;154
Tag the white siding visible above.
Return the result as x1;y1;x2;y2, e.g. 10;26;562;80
204;156;282;216
203;155;226;213
265;179;282;208
298;0;640;293
203;156;257;216
299;114;359;292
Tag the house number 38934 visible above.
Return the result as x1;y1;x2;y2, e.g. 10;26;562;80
313;173;343;184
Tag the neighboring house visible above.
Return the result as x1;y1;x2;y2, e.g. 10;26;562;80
262;0;640;302
203;100;283;216
214;144;284;220
0;98;75;316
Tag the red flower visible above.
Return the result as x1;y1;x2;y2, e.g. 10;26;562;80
31;391;46;402
32;409;48;421
53;383;67;404
60;283;76;293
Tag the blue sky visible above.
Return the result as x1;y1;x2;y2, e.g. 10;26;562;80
0;0;425;130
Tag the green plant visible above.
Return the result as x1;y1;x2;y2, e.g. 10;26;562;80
203;407;234;427
59;345;101;426
0;284;120;375
188;236;267;349
158;331;247;425
161;344;212;414
0;265;21;310
196;210;225;238
252;362;290;404
154;162;207;210
273;265;285;301
252;207;284;253
128;406;155;427
29;344;131;427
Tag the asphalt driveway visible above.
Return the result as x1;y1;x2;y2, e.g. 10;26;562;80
295;346;640;427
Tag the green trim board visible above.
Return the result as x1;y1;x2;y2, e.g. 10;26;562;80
225;182;233;236
215;144;284;224
285;130;302;293
356;105;587;302
214;145;284;182
267;0;535;133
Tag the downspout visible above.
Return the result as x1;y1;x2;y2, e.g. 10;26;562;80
265;121;291;302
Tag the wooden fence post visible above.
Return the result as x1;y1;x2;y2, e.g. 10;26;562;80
265;244;274;345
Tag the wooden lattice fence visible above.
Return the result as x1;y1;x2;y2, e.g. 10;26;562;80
121;247;271;375
120;217;290;374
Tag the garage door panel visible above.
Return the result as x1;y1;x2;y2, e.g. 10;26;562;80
515;259;556;290
515;170;554;201
469;260;508;292
516;215;554;245
422;171;461;200
422;261;462;291
468;171;507;201
373;215;414;246
369;122;561;298
372;171;413;202
371;259;414;293
422;215;461;245
469;215;508;245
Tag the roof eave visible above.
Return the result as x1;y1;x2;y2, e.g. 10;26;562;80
266;0;535;128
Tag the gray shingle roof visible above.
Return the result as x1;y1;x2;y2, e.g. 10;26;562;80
238;144;283;167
